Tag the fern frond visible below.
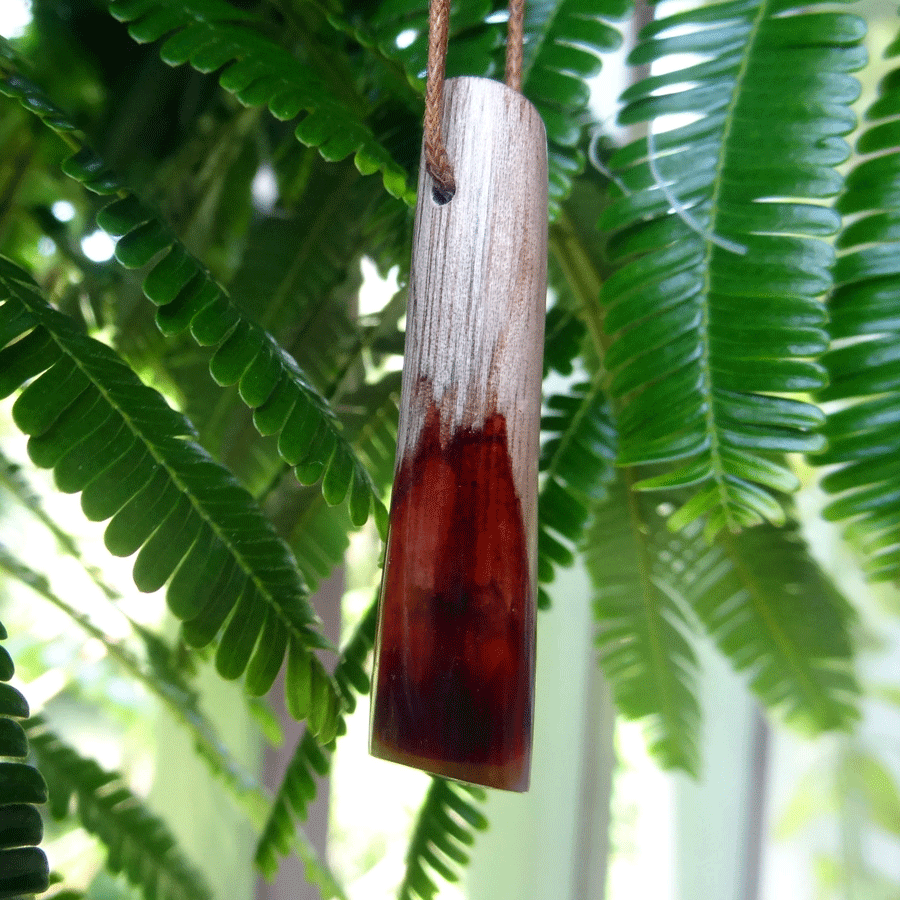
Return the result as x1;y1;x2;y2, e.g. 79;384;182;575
817;32;900;581
538;375;616;607
543;301;588;378
255;598;376;883
585;476;701;774
226;196;364;364
25;720;213;900
600;0;866;538
269;373;400;588
681;523;860;731
105;0;414;202
0;543;268;820
95;192;387;533
398;779;488;900
0;71;389;534
522;0;631;215
339;371;402;494
587;485;859;770
0;258;341;743
0;619;50;900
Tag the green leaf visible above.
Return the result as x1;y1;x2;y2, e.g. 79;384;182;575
333;0;498;94
0;542;269;821
849;751;900;837
0;65;388;529
585;477;701;774
683;524;859;732
255;600;377;888
0;260;342;742
600;0;864;538
537;376;617;605
398;779;488;900
520;0;632;215
0;619;50;900
26;720;213;900
817;29;900;581
773;767;838;839
105;0;414;202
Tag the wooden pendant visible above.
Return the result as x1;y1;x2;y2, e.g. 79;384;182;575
370;76;547;792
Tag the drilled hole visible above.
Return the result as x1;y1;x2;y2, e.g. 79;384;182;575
432;184;455;205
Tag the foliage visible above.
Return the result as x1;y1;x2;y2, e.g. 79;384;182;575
398;779;488;900
0;0;897;896
819;32;900;582
0;619;50;900
26;718;214;900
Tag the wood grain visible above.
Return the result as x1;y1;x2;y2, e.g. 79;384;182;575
370;77;548;791
400;76;548;532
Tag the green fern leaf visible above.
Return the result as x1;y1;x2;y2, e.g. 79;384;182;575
587;484;858;770
0;258;341;742
267;373;400;589
0;543;268;820
0;70;389;534
105;0;413;202
96;193;386;532
225;200;364;371
538;375;617;607
600;0;866;538
522;0;631;215
340;371;402;493
817;31;900;581
254;599;377;883
0;620;50;900
25;720;213;900
398;779;488;900
585;476;701;774
680;523;860;731
542;299;589;378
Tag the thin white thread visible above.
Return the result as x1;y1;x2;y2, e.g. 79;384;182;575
588;124;632;197
645;117;747;256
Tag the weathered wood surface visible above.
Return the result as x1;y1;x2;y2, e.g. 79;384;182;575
370;76;548;792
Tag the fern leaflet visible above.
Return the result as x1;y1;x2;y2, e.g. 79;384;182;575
600;0;865;538
106;0;414;202
255;598;377;881
538;375;616;607
586;476;702;773
398;779;488;900
0;543;268;820
817;28;900;581
0;69;388;534
521;0;631;215
26;720;213;900
0;257;341;742
0;619;50;900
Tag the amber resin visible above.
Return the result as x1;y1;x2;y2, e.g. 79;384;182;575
370;402;535;792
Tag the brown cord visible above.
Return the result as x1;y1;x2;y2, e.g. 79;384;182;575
505;0;525;93
424;0;455;202
424;0;525;203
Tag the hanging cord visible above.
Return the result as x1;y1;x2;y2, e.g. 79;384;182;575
424;0;455;202
505;0;525;92
424;0;525;203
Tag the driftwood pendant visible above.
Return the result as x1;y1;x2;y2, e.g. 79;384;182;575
369;77;548;792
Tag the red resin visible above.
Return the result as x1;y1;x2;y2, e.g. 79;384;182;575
370;403;535;791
